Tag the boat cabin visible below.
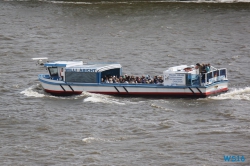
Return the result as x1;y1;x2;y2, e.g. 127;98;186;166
44;61;122;83
163;65;227;86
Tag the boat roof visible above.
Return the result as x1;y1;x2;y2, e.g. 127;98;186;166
44;61;122;72
66;63;122;72
44;61;83;67
165;65;195;72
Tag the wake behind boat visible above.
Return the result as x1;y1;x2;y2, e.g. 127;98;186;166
35;59;228;97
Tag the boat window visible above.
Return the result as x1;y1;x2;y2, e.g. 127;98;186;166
213;70;219;77
48;67;58;77
220;69;226;77
65;72;97;83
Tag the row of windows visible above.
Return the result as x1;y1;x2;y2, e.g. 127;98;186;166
65;72;96;83
48;67;121;83
65;68;121;83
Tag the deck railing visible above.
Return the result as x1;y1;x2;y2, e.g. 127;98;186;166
203;68;227;85
186;68;227;86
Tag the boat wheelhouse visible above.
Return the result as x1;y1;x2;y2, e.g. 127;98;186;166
37;60;228;97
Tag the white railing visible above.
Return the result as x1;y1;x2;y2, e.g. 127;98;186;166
202;68;227;86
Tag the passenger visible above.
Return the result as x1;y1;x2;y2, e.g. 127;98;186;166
206;63;211;72
131;75;135;81
200;64;207;83
204;64;208;72
153;76;158;84
60;68;64;81
195;63;199;69
195;63;203;74
201;64;206;73
130;78;135;84
147;75;151;80
122;74;127;81
126;76;130;82
112;76;116;83
136;76;141;83
158;76;163;83
214;70;218;77
184;67;192;72
119;76;123;83
115;78;120;83
141;75;146;83
108;77;113;83
149;79;153;84
105;76;109;83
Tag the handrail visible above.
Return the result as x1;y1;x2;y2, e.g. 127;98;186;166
210;66;217;71
186;68;227;86
202;68;227;86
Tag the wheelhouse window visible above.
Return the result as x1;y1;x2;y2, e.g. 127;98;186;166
48;67;58;77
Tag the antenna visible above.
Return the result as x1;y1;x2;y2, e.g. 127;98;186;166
32;57;48;65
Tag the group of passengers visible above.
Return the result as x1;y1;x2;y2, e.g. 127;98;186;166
102;74;164;84
195;63;211;74
195;63;213;83
101;63;211;84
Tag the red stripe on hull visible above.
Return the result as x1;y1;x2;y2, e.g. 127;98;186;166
89;91;204;96
44;89;82;96
205;87;228;96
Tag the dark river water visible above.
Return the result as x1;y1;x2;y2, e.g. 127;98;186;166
1;0;250;165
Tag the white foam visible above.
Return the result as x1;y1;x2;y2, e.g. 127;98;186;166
82;136;126;143
150;103;174;112
83;93;126;105
20;85;45;98
47;1;92;4
21;85;88;99
82;137;96;143
209;87;250;101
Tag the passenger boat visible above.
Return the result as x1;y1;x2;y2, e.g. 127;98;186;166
35;58;228;97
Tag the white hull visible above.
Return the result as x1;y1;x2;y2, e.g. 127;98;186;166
39;74;228;97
